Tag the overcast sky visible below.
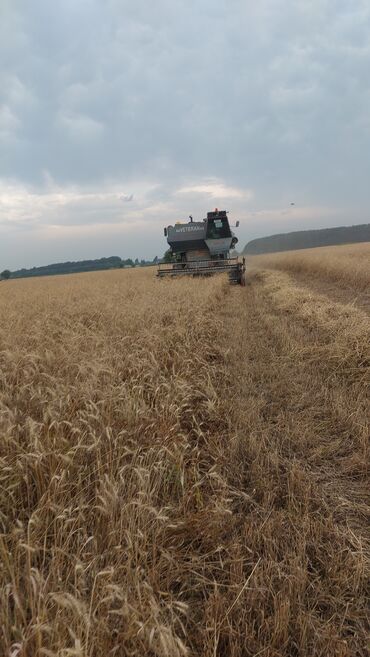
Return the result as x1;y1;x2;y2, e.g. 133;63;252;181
1;0;370;268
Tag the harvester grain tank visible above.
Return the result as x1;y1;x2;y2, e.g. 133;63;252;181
157;209;246;284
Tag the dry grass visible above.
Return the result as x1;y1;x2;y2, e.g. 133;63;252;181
0;262;369;656
249;242;370;293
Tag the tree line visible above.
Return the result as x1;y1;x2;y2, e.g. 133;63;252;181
243;223;370;255
1;256;162;280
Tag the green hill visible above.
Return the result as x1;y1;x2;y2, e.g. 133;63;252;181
10;256;126;279
243;223;370;255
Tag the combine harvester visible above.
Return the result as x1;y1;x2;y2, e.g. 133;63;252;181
157;209;246;285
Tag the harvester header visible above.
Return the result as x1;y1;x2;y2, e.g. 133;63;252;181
158;209;246;284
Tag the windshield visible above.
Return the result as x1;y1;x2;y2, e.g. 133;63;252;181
206;218;231;239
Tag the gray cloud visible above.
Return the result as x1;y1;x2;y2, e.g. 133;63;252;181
1;0;370;267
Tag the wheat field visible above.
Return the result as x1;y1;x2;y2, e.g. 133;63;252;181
0;246;369;656
249;242;370;296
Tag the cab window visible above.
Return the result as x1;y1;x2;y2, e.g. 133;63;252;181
206;218;231;239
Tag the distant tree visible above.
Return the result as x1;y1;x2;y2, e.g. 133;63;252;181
1;269;11;280
120;258;134;268
243;223;370;255
153;256;158;264
134;258;139;266
163;249;174;263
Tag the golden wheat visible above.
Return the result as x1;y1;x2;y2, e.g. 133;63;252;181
249;242;370;293
0;260;369;656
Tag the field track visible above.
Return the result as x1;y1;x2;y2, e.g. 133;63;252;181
0;244;369;656
249;242;370;310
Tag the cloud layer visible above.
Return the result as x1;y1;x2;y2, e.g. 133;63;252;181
1;1;370;267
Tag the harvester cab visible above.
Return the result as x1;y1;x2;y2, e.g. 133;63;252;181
157;209;246;285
